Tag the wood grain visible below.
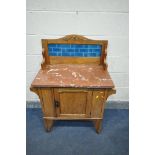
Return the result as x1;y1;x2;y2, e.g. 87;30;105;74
49;56;100;64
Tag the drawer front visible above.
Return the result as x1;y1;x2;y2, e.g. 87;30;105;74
54;88;92;118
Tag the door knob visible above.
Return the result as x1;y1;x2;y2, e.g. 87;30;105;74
54;100;60;107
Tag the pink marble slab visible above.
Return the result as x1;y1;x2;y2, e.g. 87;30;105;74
31;64;115;88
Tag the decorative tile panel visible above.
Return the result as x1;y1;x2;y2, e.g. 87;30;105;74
48;44;101;57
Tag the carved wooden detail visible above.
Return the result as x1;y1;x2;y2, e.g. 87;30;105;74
30;86;38;95
104;43;108;69
61;34;90;41
41;48;46;69
107;88;116;98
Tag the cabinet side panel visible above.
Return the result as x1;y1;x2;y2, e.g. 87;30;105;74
91;90;106;118
39;88;56;117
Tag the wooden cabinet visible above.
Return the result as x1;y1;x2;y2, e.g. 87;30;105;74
30;35;116;133
32;87;115;133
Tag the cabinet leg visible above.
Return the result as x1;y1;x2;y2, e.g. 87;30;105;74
43;119;54;132
93;119;102;134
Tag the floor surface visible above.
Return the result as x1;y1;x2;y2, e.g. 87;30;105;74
26;108;129;155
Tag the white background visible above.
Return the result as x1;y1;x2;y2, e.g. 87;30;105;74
26;0;129;102
0;0;155;155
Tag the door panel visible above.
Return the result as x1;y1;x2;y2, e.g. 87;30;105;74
54;88;92;118
60;92;86;114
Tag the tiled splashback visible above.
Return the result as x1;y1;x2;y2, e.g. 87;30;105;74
48;44;101;57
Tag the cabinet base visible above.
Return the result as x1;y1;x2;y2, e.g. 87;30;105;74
43;118;103;134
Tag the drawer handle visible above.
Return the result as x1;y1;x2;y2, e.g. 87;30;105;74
54;100;60;108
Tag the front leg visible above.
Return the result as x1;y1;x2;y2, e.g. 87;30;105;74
30;87;56;133
93;119;103;134
44;119;54;132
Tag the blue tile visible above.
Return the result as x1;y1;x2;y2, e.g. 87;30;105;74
91;53;97;56
57;52;62;56
71;44;85;48
75;44;88;48
84;45;88;48
53;48;61;52
87;53;91;57
80;49;88;53
87;53;96;57
92;49;101;56
88;45;101;48
76;44;84;48
75;49;79;53
88;49;92;53
88;45;95;48
70;44;76;48
62;49;66;53
96;45;101;49
48;48;53;52
67;49;74;52
48;52;52;55
92;49;100;52
48;48;53;51
62;52;70;56
74;52;83;57
84;53;88;57
48;43;101;57
48;50;53;53
82;44;88;48
96;52;101;56
70;53;75;56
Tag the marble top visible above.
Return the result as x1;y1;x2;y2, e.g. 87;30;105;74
31;64;115;88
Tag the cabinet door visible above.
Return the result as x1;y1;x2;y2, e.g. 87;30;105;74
54;88;92;118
